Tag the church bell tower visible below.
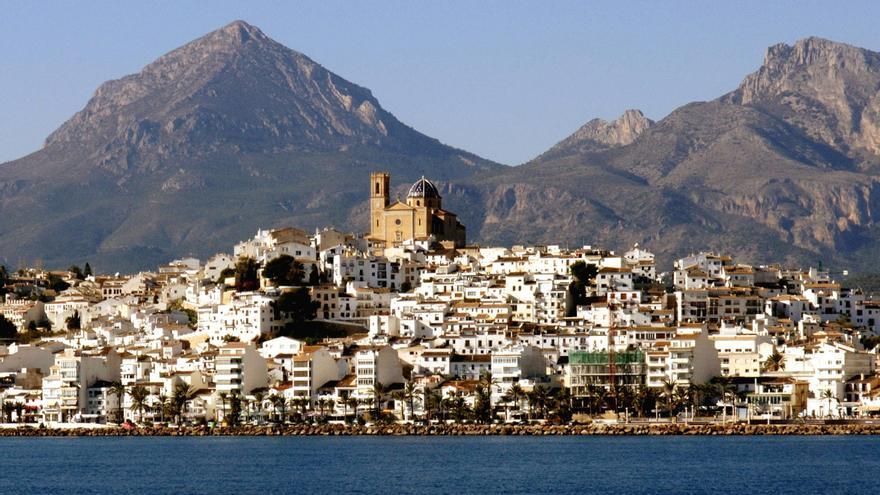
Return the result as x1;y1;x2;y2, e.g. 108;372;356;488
370;172;390;239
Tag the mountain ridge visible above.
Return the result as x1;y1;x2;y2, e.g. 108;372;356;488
462;36;880;271
0;20;501;271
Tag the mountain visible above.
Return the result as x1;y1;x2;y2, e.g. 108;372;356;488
0;21;500;271
537;109;653;160
464;37;880;270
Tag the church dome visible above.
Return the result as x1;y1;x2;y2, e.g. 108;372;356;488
407;176;440;199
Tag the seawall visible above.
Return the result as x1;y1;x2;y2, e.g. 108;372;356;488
2;422;880;436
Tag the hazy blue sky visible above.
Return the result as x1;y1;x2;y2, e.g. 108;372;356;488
2;1;880;165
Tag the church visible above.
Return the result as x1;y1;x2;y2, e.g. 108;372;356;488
367;172;466;251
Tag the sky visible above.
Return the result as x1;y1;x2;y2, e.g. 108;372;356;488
2;1;880;165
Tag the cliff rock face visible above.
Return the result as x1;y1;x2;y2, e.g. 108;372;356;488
0;21;500;271
539;109;653;159
466;37;880;270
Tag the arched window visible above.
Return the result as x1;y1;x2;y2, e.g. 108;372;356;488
375;182;380;195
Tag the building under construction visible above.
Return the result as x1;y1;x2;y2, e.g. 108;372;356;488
566;350;646;398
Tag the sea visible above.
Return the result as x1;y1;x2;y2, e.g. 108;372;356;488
0;435;876;494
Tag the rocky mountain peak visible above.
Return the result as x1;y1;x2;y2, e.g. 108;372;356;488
216;20;267;45
729;37;880;160
539;109;653;159
39;20;459;176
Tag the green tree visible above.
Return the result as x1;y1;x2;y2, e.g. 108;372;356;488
567;261;598;314
109;381;127;423
171;382;197;426
274;288;319;324
68;265;84;280
763;348;785;372
228;393;243;426
308;265;320;286
403;381;418;421
234;257;260;291
370;382;387;419
48;274;70;293
65;311;81;331
83;263;93;277
128;385;150;423
262;255;305;287
474;384;492;423
660;379;678;419
0;315;16;342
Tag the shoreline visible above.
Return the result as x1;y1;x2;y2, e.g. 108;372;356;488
3;422;880;437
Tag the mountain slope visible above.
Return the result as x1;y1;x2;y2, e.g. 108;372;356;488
464;37;880;270
0;21;500;271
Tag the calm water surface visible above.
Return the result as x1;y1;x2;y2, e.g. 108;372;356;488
0;435;876;494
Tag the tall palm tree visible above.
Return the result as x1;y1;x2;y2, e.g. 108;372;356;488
763;348;786;372
346;396;360;422
821;389;835;418
337;396;349;421
507;383;525;420
391;390;406;421
270;395;286;424
450;391;468;423
370;382;386;419
217;392;230;422
480;371;499;418
585;384;602;416
403;381;418;421
660;379;677;419
108;381;126;423
553;388;573;423
155;393;168;423
128;385;150;423
533;385;550;419
253;392;265;422
172;382;197;426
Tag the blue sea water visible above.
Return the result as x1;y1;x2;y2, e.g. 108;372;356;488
0;435;877;494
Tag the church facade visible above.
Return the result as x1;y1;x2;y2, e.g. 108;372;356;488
367;172;466;250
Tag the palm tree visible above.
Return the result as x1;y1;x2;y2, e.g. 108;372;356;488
711;376;737;422
403;381;418;421
108;381;126;423
155;393;168;423
391;391;406;421
172;382;197;426
450;391;468;423
553;388;573;423
370;382;386;419
217;392;229;423
270;395;286;424
505;383;525;421
821;389;835;418
128;385;150;423
346;396;360;422
337;396;349;421
316;398;331;419
584;384;603;416
660;379;677;419
480;371;499;419
763;348;786;372
253;392;265;423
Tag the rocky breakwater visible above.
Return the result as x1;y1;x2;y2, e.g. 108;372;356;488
3;422;880;437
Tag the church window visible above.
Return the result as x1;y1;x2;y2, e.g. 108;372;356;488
375;182;380;195
395;219;401;225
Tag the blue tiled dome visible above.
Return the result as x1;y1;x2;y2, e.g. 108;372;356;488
407;176;440;199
